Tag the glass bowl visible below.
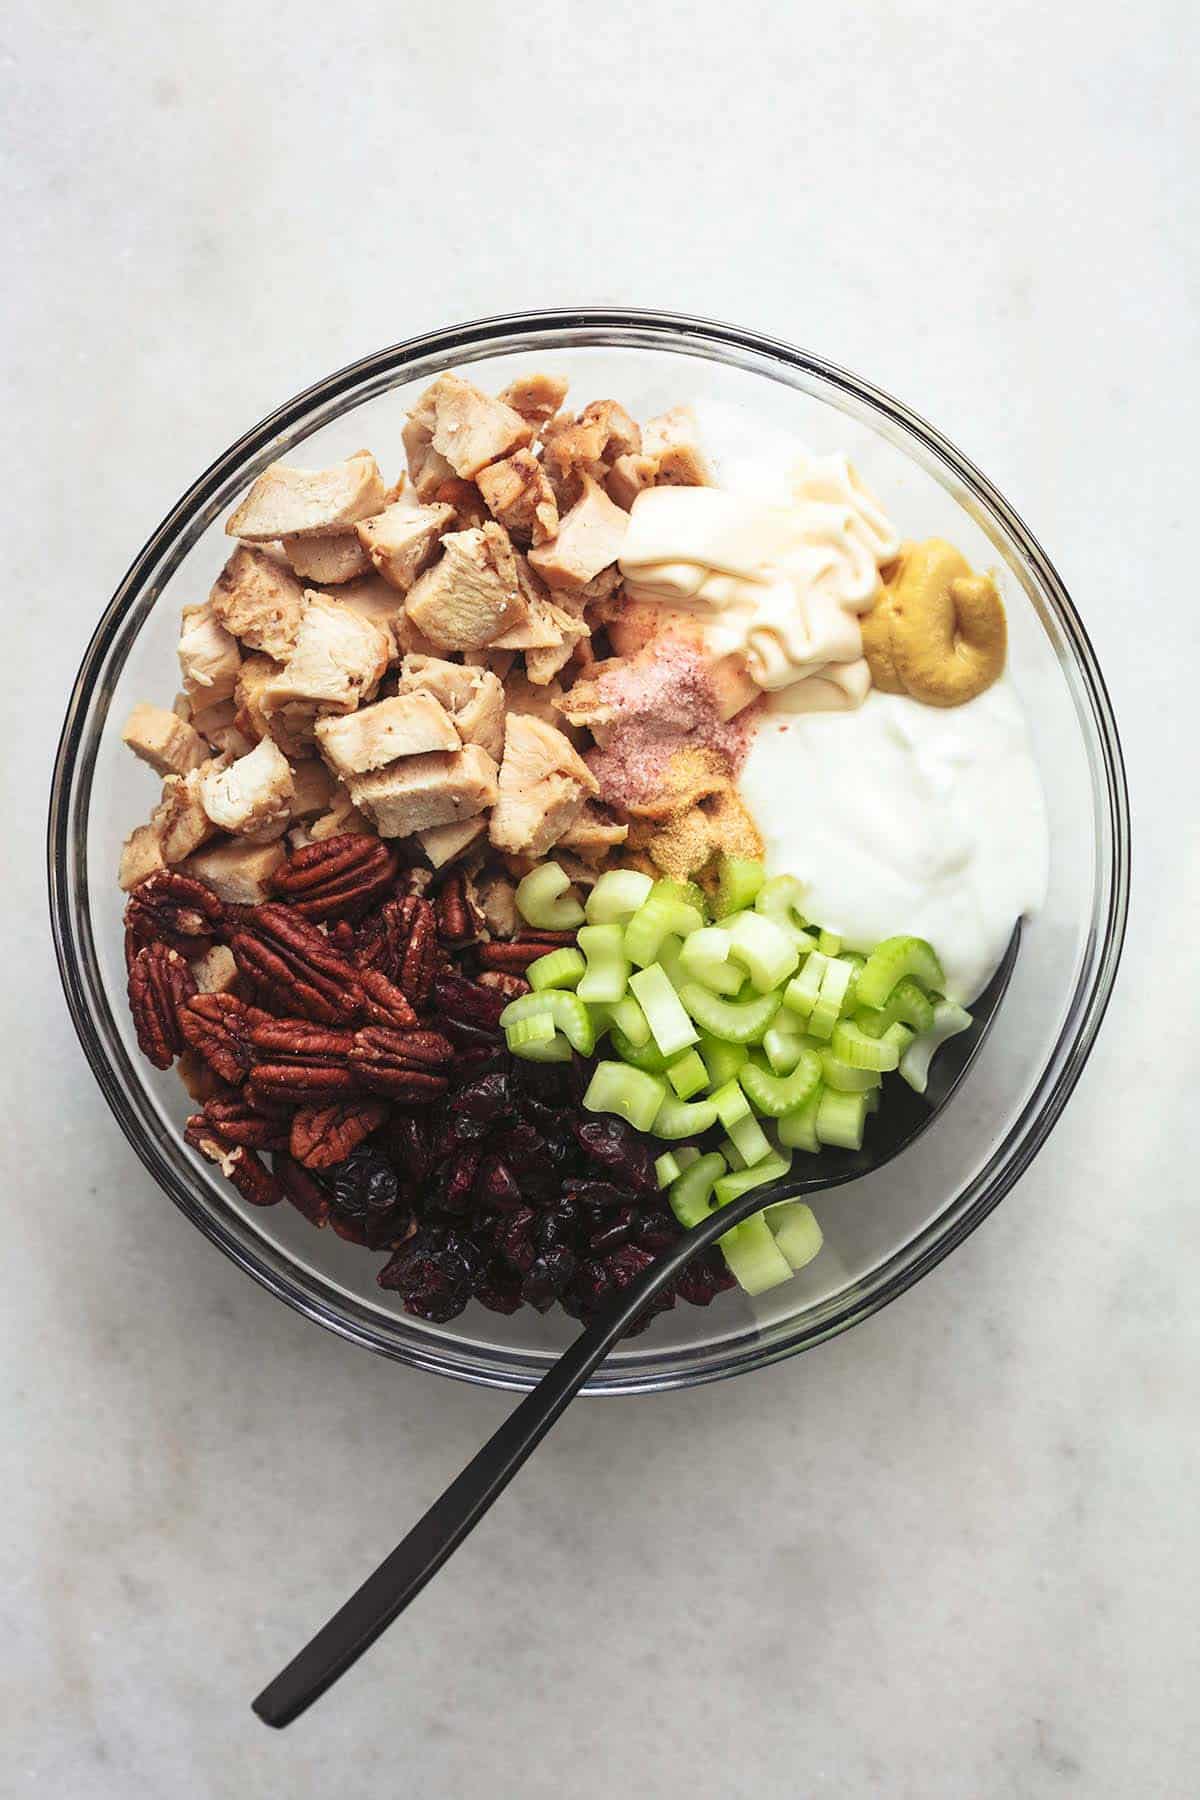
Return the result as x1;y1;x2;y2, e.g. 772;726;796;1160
48;308;1129;1395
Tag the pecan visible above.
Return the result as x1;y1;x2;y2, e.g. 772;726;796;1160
349;1025;453;1099
431;970;508;1030
244;1017;360;1107
356;895;437;1005
179;992;274;1085
290;1099;389;1170
200;1094;290;1150
127;943;196;1068
477;971;531;1001
184;1116;281;1206
517;927;578;946
232;903;363;1024
357;965;419;1029
272;833;399;922
476;939;565;973
125;870;225;959
434;872;483;946
275;1151;331;1226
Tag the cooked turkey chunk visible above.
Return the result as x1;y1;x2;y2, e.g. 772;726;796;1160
528;476;630;591
209;545;305;660
395;654;506;761
121;703;209;778
201;735;294;839
404;523;528;651
477;451;558;546
350;744;499;837
178;603;241;705
315;692;461;780
281;533;372;585
225;451;386;541
498;372;569;425
409;373;533;480
489;713;599;857
355;501;454;591
259;593;390;741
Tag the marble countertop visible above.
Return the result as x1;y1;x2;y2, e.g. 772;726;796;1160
5;3;1197;1794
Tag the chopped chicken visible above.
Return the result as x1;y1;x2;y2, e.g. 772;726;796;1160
395;654;506;761
477;450;559;546
404;522;528;651
225;451;386;541
121;702;209;778
188;697;256;760
489;714;599;857
281;533;372;585
152;762;224;863
541;400;642;505
430;479;488;529
475;872;519;939
234;653;284;743
315;692;461;780
259;593;390;742
402;413;456;502
190;944;240;994
528;476;630;592
642;406;712;487
408;373;533;481
526;614;589;686
209;545;305;661
605;453;657;510
355;501;454;591
288;758;336;819
558;803;630;865
498;372;569;426
185;837;287;905
417;816;488;868
307;785;374;841
464;645;517;681
178;602;241;705
201;735;295;839
334;575;405;658
119;824;167;891
350;744;499;837
503;670;584;744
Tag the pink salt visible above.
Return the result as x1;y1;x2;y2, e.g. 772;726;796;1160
585;643;761;809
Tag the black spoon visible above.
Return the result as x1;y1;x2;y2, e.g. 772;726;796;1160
253;926;1019;1727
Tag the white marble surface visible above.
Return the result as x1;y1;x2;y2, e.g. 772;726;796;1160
4;2;1198;1794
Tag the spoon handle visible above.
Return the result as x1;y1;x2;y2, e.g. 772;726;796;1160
251;1174;797;1727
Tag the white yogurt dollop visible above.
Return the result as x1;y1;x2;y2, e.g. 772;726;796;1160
739;681;1049;1003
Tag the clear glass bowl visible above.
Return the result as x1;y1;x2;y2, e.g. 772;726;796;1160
48;309;1129;1395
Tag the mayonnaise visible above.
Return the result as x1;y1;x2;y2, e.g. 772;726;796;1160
618;454;899;699
738;681;1049;1003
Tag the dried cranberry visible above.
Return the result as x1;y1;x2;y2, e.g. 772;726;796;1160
475;1155;523;1211
474;1262;524;1314
676;1250;736;1308
521;1246;578;1312
588;1205;637;1253
454;1071;512;1123
560;1256;614;1321
537;1198;579;1253
388;1114;433;1185
432;972;508;1030
331;1148;402;1225
436;1148;482;1214
565;1179;638;1210
378;1228;475;1323
571;1117;656;1194
496;1206;538;1273
633;1209;681;1252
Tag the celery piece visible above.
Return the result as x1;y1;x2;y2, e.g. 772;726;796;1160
831;1017;902;1072
652;878;710;920
527;947;586;992
726;911;801;993
783;950;829;1020
500;990;595;1055
855;934;945;1011
574;923;630;1005
719;1135;748;1171
778;1085;823;1152
899;1000;972;1094
718;1214;793;1295
698;1028;749;1089
629;963;700;1058
509;1030;574;1062
713;1149;792;1209
652;1094;720;1140
754;873;813;944
582;1061;669;1134
607;993;650;1048
807;957;856;1042
505;1012;556;1050
656;934;689;993
815;1087;869;1150
726;1110;773;1168
710;1078;751;1129
713;854;764;920
857;977;935;1038
679;925;743;996
817;928;843;957
624;893;705;968
740;1048;822;1118
585;868;654;926
514;862;585;931
668;1151;727;1228
763;1025;811;1075
679;983;780;1045
819;1050;882;1093
655;1150;684;1189
667;1049;709;1100
767;1201;823;1271
609;1022;671;1073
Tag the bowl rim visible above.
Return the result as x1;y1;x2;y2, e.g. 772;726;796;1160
48;305;1130;1395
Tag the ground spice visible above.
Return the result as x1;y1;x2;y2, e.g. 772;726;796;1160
584;643;761;811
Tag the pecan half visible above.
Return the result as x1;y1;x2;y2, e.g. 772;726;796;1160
434;872;483;946
349;1025;453;1099
179;992;274;1086
476;939;565;973
200;1094;290;1150
125;870;225;960
357;965;419;1029
127;943;196;1068
184;1116;281;1206
272;834;400;922
290;1099;389;1170
356;895;437;1005
232;903;363;1024
275;1151;331;1226
245;1017;360;1107
477;971;531;1001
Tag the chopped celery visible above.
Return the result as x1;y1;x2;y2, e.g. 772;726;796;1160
819;1050;882;1093
783;950;828;1020
655;1150;684;1189
585;868;654;926
719;1135;748;1170
575;923;630;1005
652;878;710;920
778;1084;823;1152
667;1049;709;1100
899;1000;972;1093
656;933;689;993
807;956;856;1041
696;1030;748;1091
678;983;780;1044
855;934;945;1010
652;1093;720;1139
762;1025;812;1075
719;1215;792;1294
624;892;705;967
668;1151;727;1228
506;1028;573;1062
710;1079;751;1129
815;1087;868;1150
713;1150;792;1209
606;993;650;1047
727;911;801;993
856;977;935;1038
609;1022;671;1073
754;874;814;948
714;854;764;919
679;925;743;995
831;1016;902;1072
500;990;595;1056
767;1201;823;1271
817;928;843;956
582;1061;668;1133
629;963;700;1058
514;862;584;931
527;947;586;991
726;1110;773;1168
504;1012;556;1049
740;1048;822;1118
